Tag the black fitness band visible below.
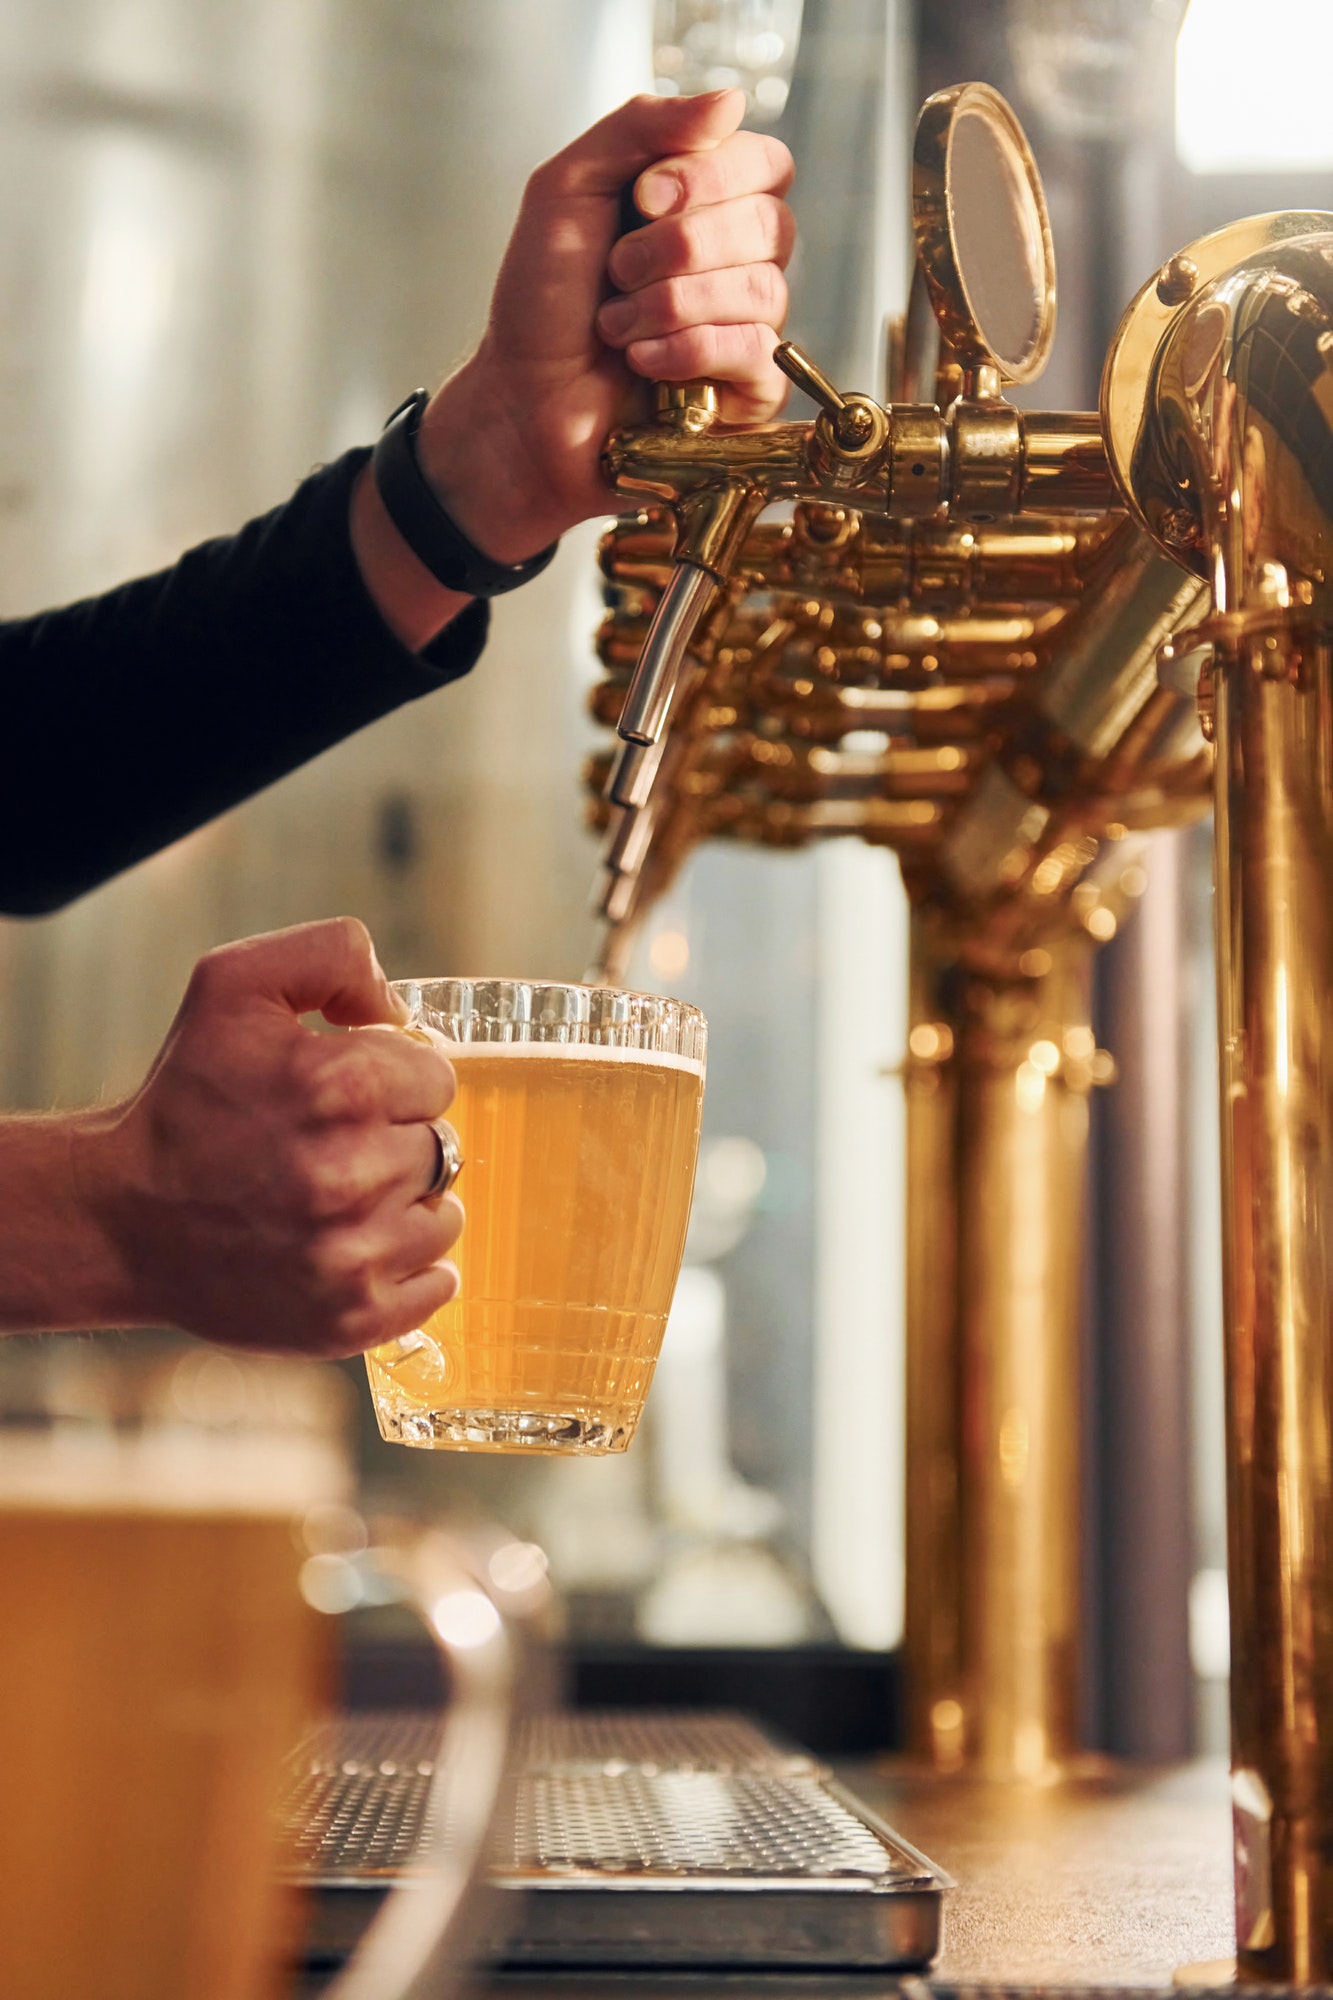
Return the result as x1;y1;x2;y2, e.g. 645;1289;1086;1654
371;389;558;598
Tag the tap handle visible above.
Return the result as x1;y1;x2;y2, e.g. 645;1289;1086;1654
616;178;717;434
775;340;884;455
774;340;846;416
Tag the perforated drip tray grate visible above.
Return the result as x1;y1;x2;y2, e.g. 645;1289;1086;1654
283;1709;949;1969
281;1711;443;1878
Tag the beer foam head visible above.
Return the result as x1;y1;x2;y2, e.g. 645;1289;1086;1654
443;1039;704;1076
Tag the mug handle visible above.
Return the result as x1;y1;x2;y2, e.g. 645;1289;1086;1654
366;1019;464;1400
318;1524;549;2000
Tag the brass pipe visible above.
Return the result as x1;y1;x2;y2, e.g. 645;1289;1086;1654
1214;634;1333;1979
1102;209;1333;1975
1019;414;1115;513
601;514;1102;607
905;920;1092;1778
599;612;1056;680
605;404;1116;520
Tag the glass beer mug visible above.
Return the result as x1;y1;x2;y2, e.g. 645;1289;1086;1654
0;1346;539;2000
365;978;707;1455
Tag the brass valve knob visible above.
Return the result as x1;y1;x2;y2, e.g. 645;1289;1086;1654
774;342;870;446
774;340;889;482
655;380;718;434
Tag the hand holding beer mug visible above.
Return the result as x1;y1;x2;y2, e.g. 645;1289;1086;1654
365;978;707;1454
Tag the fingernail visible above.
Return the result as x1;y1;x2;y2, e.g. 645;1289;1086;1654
636;169;682;217
630;338;669;374
597;295;635;341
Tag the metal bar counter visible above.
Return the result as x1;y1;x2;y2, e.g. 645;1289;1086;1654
481;1758;1238;1996
300;1752;1241;1996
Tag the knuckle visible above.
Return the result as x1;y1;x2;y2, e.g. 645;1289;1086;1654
332;912;373;963
421;1199;464;1259
659;274;690;330
759;138;795;199
694;324;724;373
311;1231;377;1306
673;156;715;214
739;320;774;364
302;1153;370;1223
309;1045;383;1124
524;154;564;206
283;1030;330;1103
392;1270;458;1339
655;328;711;379
745;262;780;318
348;1304;387;1348
375;1033;454;1116
325;1307;386;1360
751;190;780;243
423;1265;461;1317
186;942;236;1003
673;210;707;271
410;1039;457;1109
433;1056;457;1115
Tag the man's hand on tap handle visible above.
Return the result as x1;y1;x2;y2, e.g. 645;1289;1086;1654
0;97;792;1356
0;919;463;1358
353;90;794;651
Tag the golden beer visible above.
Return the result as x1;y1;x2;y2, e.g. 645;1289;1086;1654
0;1433;330;2000
366;979;706;1454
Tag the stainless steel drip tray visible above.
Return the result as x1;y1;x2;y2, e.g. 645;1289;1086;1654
284;1709;950;1970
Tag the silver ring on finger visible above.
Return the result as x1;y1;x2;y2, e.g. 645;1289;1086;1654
423;1117;464;1200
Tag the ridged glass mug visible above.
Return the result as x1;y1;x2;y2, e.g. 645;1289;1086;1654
0;1348;532;2000
364;978;707;1454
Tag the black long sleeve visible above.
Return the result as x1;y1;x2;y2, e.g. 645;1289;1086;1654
0;447;489;915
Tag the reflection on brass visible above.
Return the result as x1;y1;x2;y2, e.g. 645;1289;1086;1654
587;84;1212;1797
905;923;1108;1781
655;380;718;434
585;82;1333;1968
1105;207;1333;1982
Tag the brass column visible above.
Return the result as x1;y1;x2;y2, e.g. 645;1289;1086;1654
905;918;1094;1778
1214;634;1333;1979
1102;211;1333;1974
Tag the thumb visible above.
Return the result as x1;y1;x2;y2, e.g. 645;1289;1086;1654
545;88;747;200
193;917;409;1028
629;86;748;156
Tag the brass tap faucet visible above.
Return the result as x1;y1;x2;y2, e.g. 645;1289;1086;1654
587;77;1333;1978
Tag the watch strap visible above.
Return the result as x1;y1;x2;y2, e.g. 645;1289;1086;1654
372;390;558;598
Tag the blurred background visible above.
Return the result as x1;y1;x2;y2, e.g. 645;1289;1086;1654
3;0;1331;1753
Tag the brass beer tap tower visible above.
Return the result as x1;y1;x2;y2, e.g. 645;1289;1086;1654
588;79;1333;1977
1104;208;1333;1978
